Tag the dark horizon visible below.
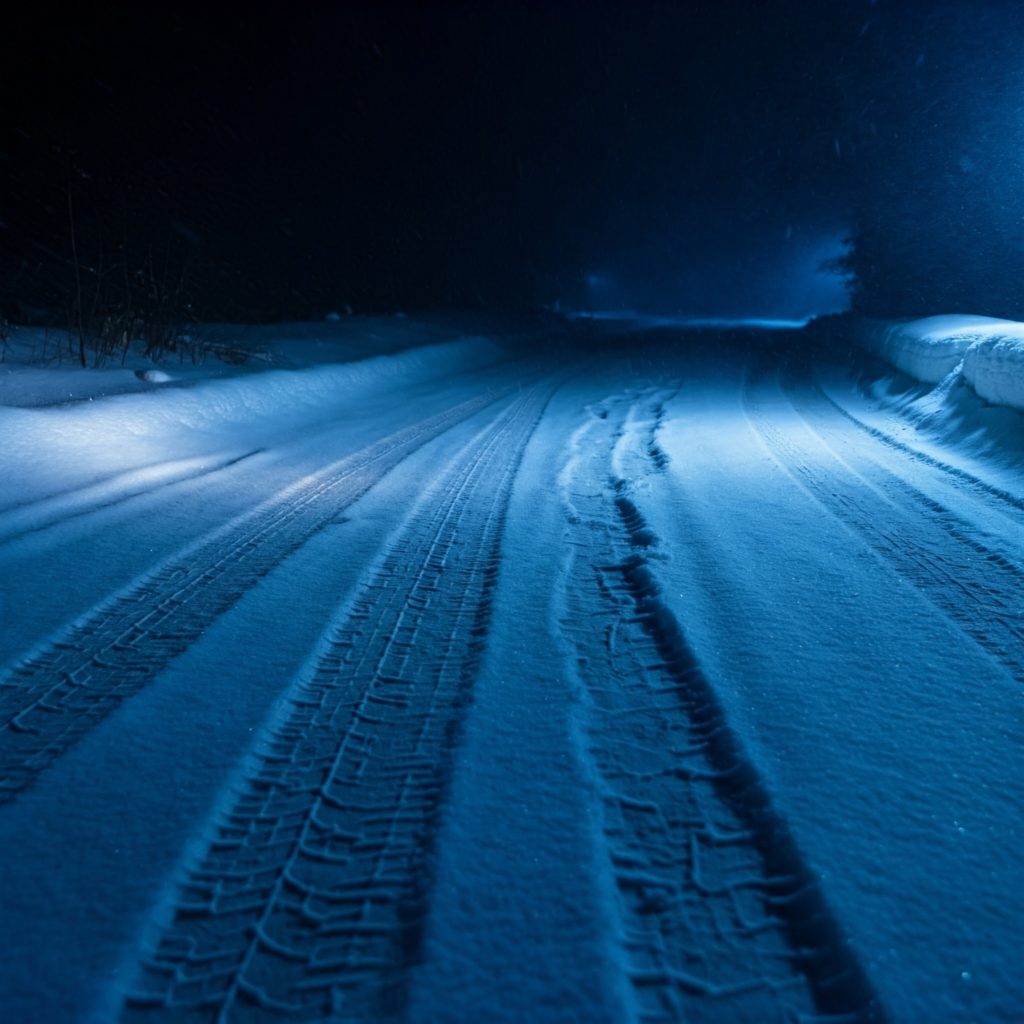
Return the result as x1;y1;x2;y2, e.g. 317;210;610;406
3;1;1024;323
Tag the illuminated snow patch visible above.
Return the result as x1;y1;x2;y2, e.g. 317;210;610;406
0;336;506;505
567;311;809;329
134;369;175;384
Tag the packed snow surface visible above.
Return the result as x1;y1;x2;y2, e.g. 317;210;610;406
0;318;1021;1024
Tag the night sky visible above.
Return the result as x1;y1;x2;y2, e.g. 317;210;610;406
2;2;1021;321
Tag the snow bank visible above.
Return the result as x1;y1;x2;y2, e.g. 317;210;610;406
0;317;505;407
858;315;1016;384
189;317;493;368
0;336;505;503
962;333;1024;412
78;336;503;436
860;314;1024;412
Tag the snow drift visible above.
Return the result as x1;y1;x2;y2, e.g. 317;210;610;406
962;333;1024;412
62;335;506;436
0;336;506;505
859;314;1024;412
859;315;1011;383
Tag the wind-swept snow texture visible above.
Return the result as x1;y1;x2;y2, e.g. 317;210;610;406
861;314;1024;411
0;320;1021;1023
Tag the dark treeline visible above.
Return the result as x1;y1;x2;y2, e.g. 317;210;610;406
2;2;1023;325
838;1;1024;320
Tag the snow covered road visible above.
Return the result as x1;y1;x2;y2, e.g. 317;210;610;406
0;328;1020;1023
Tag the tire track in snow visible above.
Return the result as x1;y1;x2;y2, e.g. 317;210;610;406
642;395;673;472
559;395;882;1024
119;380;555;1023
744;365;1024;687
783;364;1024;565
810;367;1024;519
0;385;518;804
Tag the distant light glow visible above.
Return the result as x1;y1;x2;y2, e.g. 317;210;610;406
576;226;852;324
567;311;810;329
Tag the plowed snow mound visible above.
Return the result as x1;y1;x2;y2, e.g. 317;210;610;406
860;314;1024;412
962;333;1024;412
0;336;505;502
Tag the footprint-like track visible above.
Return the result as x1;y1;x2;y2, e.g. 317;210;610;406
560;396;882;1023
120;379;556;1022
0;384;520;803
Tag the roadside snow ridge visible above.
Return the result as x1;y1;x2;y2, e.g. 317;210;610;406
860;314;1024;411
